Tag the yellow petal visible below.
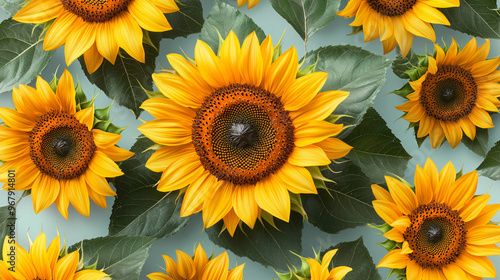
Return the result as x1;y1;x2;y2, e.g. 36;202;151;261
288;144;331;167
315;137;352;160
140;97;196;122
65;23;96;66
294;121;343;147
336;0;362;17
440;120;462;148
445;170;477;211
377;249;409;269
232;185;259;228
194;40;228;88
96;21;119;64
54;251;79;280
67;176;90;217
371;184;393;203
459;195;489;222
31;175;60;213
88;150;124;178
93;129;122;149
466;243;500;256
467;225;500;245
84;168;116;196
402;10;436;41
442;263;466;280
220;31;242;83
101;145;134;162
114;12;145;62
203;181;234;228
56;69;76;114
157;159;204;192
137;118;192;146
373;200;402;225
83;43;104;74
176;250;196;279
385;176;417;215
228;264;245;280
289;90;349;124
255;175;290;222
145;144;197;173
466;204;500;231
12;0;62;23
43;12;82;50
201;252;229;280
31;233;51;279
281;72;328;111
150;0;179;13
128;0;172;32
414;165;433;205
392;16;413;57
56;179;70;219
471;56;500;78
238;32;263;86
181;172;219;217
454;251;496;278
223;209;240;237
74;106;94;131
384;228;404;242
152;73;205;108
276;163;316;194
264;46;298;97
413;2;450;25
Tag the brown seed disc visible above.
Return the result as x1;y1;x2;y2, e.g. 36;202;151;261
192;84;295;185
366;0;417;17
61;0;131;23
403;202;466;269
419;65;478;122
29;110;96;180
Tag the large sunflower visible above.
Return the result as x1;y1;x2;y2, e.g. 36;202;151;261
396;38;500;149
337;0;459;57
147;244;245;280
237;0;260;9
276;249;352;280
373;158;500;279
0;233;109;279
139;31;352;236
0;70;133;218
12;0;179;74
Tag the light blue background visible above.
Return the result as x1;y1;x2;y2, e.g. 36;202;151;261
1;0;500;278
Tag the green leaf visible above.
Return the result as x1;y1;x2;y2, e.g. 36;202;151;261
302;160;382;234
441;0;500;39
79;32;161;117
0;0;23;15
109;136;190;238
206;211;303;270
477;140;500;181
68;236;155;280
0;205;15;256
343;107;412;184
301;45;392;131
199;0;266;52
392;48;420;80
324;237;381;280
162;0;204;39
269;0;340;42
0;19;55;94
462;128;488;157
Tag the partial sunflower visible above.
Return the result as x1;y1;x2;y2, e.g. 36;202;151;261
12;0;179;74
372;158;500;279
395;38;500;149
147;244;245;280
139;31;352;236
337;0;459;57
0;232;109;279
0;70;134;218
276;249;352;280
237;0;260;9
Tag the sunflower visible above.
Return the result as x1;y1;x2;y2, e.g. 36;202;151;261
337;0;459;57
0;70;134;218
12;0;179;74
237;0;260;9
373;158;500;279
147;244;245;280
276;249;352;280
0;233;109;280
138;31;351;236
395;38;500;149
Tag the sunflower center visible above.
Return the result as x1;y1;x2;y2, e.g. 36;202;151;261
366;0;417;17
192;84;295;185
420;65;477;122
403;202;466;269
29;110;96;180
61;0;131;22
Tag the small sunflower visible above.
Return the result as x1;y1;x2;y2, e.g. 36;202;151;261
276;249;352;280
147;244;245;280
237;0;260;9
0;233;109;279
337;0;459;57
373;158;500;279
139;31;352;236
395;38;500;149
0;70;133;218
12;0;179;74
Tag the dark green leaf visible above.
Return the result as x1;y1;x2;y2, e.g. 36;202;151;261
0;205;15;256
68;236;155;280
301;45;392;131
269;0;340;41
441;0;500;39
206;211;303;270
199;0;266;52
392;48;419;80
0;19;55;94
109;136;190;238
462;128;488;157
0;0;22;15
79;32;161;116
343;107;412;184
163;0;204;39
302;161;382;234
477;140;500;181
325;237;381;280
